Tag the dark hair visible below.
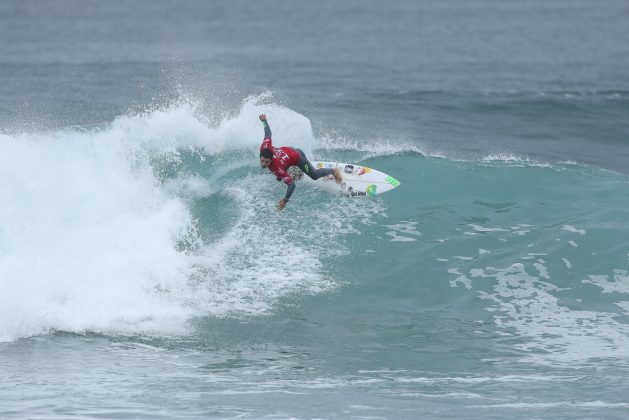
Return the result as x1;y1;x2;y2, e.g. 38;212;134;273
260;148;273;159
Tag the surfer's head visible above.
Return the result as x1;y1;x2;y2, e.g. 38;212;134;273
260;148;273;168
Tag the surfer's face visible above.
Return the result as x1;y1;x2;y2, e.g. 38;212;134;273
260;157;272;168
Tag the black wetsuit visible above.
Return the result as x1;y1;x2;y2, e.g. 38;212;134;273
294;148;335;181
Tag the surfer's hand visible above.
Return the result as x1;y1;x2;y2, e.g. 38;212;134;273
277;198;287;211
259;114;267;122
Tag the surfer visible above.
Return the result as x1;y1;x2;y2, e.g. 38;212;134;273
259;114;342;210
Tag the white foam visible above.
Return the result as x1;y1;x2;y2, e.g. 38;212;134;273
0;97;356;342
480;154;553;168
562;225;586;235
383;221;421;236
397;392;483;399
470;224;509;232
385;232;417;242
393;374;579;384
582;270;629;294
448;268;472;289
108;96;316;158
315;135;427;158
384;221;421;242
190;178;337;317
473;401;629;409
473;263;629;366
162;175;213;198
562;258;572;269
0;126;201;341
533;259;550;279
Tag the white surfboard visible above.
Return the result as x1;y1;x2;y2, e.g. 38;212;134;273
311;161;401;196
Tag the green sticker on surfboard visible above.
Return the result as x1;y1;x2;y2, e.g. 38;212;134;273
366;185;378;196
385;176;400;187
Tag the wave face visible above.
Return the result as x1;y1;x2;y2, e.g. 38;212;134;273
2;96;629;418
3;96;629;364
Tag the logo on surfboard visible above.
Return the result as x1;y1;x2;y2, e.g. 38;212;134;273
314;161;399;196
366;185;377;196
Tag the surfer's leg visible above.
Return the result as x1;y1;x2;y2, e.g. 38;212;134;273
295;149;334;180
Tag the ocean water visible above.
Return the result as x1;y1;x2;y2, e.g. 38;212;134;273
2;1;629;418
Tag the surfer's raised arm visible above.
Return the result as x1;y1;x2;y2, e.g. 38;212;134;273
259;114;272;140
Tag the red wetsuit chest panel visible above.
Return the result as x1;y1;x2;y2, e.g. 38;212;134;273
261;138;300;185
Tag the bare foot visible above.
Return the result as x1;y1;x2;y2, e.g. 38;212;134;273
333;168;343;184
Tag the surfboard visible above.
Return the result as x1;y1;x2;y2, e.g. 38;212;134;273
311;161;401;196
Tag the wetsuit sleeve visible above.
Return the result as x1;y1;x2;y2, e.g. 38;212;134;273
262;120;272;139
274;167;295;201
284;181;296;201
260;120;273;151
